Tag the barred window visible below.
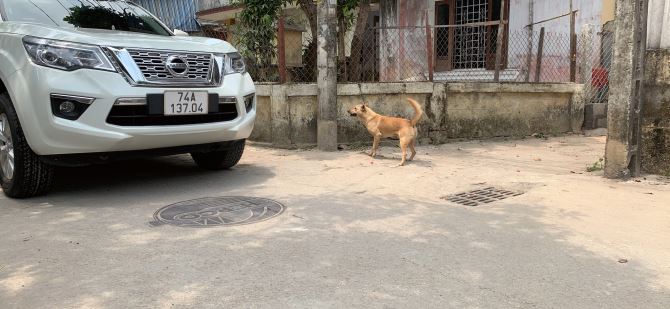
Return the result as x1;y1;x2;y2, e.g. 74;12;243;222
434;0;508;71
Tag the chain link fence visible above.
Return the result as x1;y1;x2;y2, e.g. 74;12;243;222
351;25;577;83
577;24;615;105
198;22;611;86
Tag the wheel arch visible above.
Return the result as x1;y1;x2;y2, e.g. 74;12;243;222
0;75;6;95
0;74;19;116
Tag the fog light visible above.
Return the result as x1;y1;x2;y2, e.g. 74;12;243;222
244;94;255;113
59;101;77;115
50;94;94;120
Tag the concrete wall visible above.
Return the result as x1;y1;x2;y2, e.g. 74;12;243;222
251;82;584;147
642;49;670;175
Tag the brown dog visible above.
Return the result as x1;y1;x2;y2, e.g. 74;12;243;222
348;98;423;166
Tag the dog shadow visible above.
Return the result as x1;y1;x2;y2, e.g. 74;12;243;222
357;151;432;167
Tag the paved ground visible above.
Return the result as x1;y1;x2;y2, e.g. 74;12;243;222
1;135;670;308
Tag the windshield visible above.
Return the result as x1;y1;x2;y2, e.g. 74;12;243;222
0;0;172;36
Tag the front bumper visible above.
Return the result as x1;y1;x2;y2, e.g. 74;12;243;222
41;140;245;167
7;64;256;155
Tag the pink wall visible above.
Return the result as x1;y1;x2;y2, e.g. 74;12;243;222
380;0;430;81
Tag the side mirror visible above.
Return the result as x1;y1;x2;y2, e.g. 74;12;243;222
174;29;189;36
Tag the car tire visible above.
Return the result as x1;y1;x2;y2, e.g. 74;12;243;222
0;93;54;198
191;139;246;170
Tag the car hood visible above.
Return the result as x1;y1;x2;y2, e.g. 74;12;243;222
2;22;236;53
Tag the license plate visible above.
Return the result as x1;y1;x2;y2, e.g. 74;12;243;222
164;91;208;116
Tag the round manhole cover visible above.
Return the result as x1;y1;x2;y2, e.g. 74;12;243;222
152;197;284;228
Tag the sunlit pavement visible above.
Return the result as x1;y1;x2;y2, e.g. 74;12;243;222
1;135;669;308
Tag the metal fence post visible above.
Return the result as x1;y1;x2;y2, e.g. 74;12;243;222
493;0;506;82
525;25;534;82
534;27;545;82
569;0;577;82
425;11;434;82
278;14;287;84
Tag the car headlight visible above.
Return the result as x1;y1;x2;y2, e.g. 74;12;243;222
22;36;115;72
224;52;246;75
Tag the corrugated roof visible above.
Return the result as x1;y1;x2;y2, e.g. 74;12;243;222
133;0;200;32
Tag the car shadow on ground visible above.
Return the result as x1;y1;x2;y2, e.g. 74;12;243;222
47;155;276;198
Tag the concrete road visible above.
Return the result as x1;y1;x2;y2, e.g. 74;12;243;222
1;135;669;308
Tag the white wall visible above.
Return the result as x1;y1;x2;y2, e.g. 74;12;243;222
509;0;670;50
648;0;670;49
506;0;605;82
508;0;530;34
508;0;604;34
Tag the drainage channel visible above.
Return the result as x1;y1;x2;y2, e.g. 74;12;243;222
443;187;524;207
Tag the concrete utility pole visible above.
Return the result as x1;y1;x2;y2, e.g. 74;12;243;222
317;0;338;151
493;0;506;82
605;0;649;178
525;0;534;82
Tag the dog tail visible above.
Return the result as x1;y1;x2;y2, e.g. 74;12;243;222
407;98;423;127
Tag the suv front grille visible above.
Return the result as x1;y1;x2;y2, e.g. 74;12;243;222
127;49;213;82
104;47;223;87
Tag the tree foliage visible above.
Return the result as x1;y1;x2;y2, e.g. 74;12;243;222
63;4;168;35
232;0;285;81
338;0;359;31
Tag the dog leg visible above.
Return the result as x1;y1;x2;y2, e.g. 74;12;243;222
409;139;416;161
398;138;409;166
370;133;382;157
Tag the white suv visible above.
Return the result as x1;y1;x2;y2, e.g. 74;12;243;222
0;0;255;198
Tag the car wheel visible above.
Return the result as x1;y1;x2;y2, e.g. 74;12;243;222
191;140;246;170
0;93;54;198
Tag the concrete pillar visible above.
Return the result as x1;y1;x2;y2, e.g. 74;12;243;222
317;0;338;151
571;85;586;132
605;0;649;178
270;85;291;147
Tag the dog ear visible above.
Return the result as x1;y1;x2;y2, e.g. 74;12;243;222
360;105;366;112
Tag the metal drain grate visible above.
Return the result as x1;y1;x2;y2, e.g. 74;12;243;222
444;187;523;207
152;196;284;228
